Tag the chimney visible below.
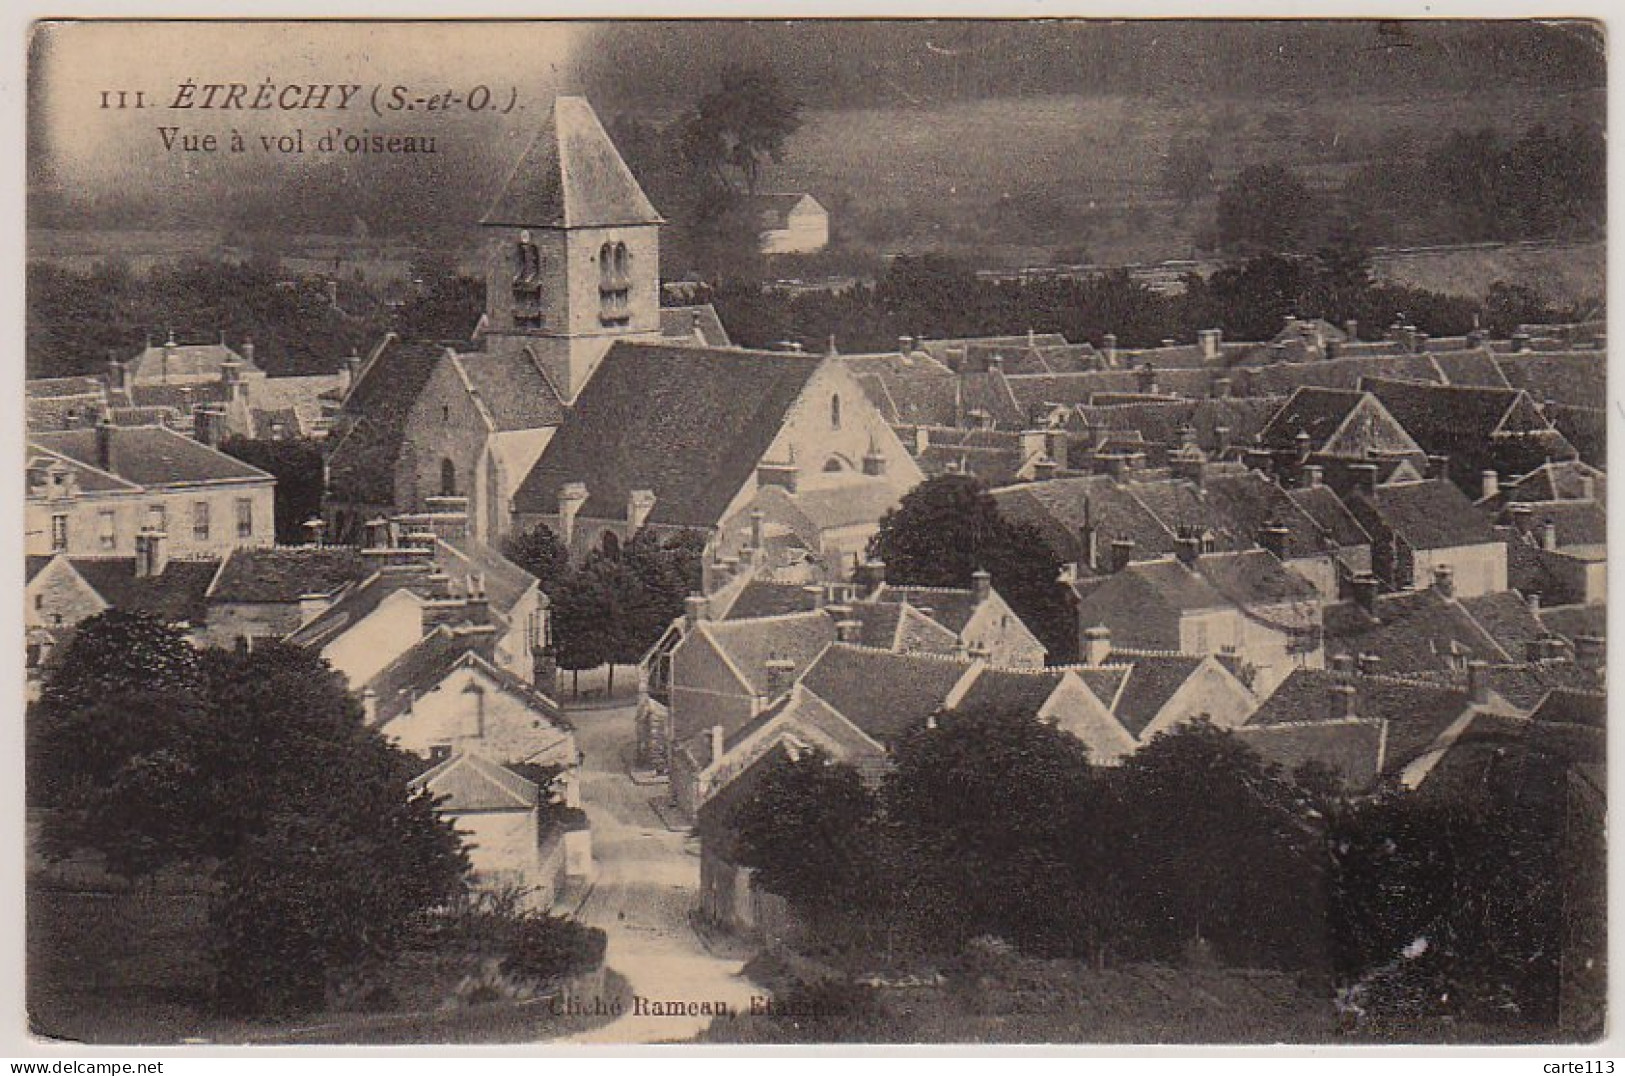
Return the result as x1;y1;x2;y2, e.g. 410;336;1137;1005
971;568;992;605
303;516;326;546
194;406;226;448
134;527;169;579
1432;563;1455;598
340;350;362;395
107;358;127;392
1343;319;1358;342
1033;456;1058;482
1509;503;1534;535
1102;333;1118;367
1082;624;1112;666
1109;539;1135;573
557;481;589;546
986;353;1005;375
1351;573;1379;614
764;657;797;699
1539;518;1558;551
1210;376;1232;399
1511;332;1532;353
1294;430;1313;462
1174;535;1201;567
1414;332;1431;353
162;329;176;383
862;443;888;477
710;724;725;764
1349;463;1379;497
804;584;828;610
1198;328;1222;363
1160;338;1176;350
532;643;559;700
1135;363;1159;395
1045;429;1069;471
1330;682;1358;720
914;426;930;455
1574;635;1605;673
1466;660;1490;706
898;335;913;357
1213;425;1232;455
361;687;379;724
1258;523;1291;561
626;489;657;531
748;507;766;553
1480;470;1500;501
95;418;114;472
1356;652;1382;676
221;358;243;402
1426;454;1450;481
835;619;863;644
1302;464;1324;488
859;559;887;592
1330;652;1355;674
241;337;255;369
684;593;711;626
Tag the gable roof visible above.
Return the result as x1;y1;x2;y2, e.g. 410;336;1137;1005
1538;602;1606;644
27;445;143;494
1287;485;1371;549
868;584;982;634
450;350;565;432
1257;388;1368;451
208;547;370;604
30;426;270;488
326;340;448;506
410;751;540;812
482;96;661;229
1352;479;1498;550
697;611;837;698
367;624;500;724
1458;591;1550;660
746;192;823;229
1360;375;1575;484
993;475;1178;566
950;667;1069;717
722;580;823;621
512;342;824;527
1101;652;1207;737
1323;589;1508;675
1236;718;1387;790
1494;351;1607;410
799;644;971;741
659;304;732;348
433;534;539;618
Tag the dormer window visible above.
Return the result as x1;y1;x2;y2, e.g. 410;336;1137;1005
598;241;631;326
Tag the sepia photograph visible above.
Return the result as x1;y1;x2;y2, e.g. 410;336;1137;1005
19;16;1610;1049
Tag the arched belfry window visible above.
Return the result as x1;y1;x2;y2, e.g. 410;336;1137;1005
830;394;842;430
441;458;458;497
598;241;631;327
511;229;544;329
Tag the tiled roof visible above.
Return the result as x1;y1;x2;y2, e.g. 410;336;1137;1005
410;751;539;812
799;644;971;741
434;534;540;619
1097;550;1317;616
1538;603;1606;643
1459;591;1549;660
951;667;1067;717
208;547;370;604
699;611;837;698
846;358;960;427
1245;667;1470;776
451;351;565;431
1545;405;1605;467
658;304;732;348
127;341;258;382
1524;501;1607;547
722;580;822;621
482;97;662;229
327;340;447;506
1257;388;1366;451
1360;376;1575;484
249;408;302;439
366;624;499;724
128;381;229;411
1105;653;1204;737
1287;485;1371;549
745;192;819;229
993;475;1178;566
1495;352;1607;409
1236;353;1443;397
286;567;445;650
69;557;221;625
26;445;141;493
25;554;54;583
110;406;183;428
869;584;981;634
1503;460;1605;505
1529;687;1606;729
1127;472;1330;558
1004;369;1214;414
1432;348;1509;388
894;604;965;655
1323;590;1508;675
27;376;106;400
1077;397;1280;451
31;426;270;488
790;481;906;533
1236;719;1386;790
513;343;824;527
1352;479;1498;550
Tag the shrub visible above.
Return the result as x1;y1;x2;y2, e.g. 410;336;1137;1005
500;913;606;985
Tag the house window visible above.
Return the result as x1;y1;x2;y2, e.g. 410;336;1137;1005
148;504;166;532
98;509;116;551
462;683;486;739
50;514;67;551
440;458;458;497
235;498;253;539
1188;620;1208;652
193;501;210;541
830;394;842;430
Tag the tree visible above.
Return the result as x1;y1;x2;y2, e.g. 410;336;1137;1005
1160;136;1215;209
621;527;705;652
868;474;1074;660
680;64;804;197
547;553;644;696
1216;164;1315;256
219;436;325;545
502;523;574;598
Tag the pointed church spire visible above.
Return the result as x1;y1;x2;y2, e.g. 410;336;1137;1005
482;97;663;229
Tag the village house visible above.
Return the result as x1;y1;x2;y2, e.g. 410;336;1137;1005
1071;543;1323;694
27;423;275;561
747;193;830;255
196;545;372;649
1343;475;1507;598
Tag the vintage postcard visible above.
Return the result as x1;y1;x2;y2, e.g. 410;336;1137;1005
18;17;1609;1050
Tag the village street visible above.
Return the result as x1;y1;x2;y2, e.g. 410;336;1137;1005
552;700;758;1044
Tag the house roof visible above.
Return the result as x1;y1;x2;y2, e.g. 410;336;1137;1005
1545;405;1605;467
127;381;229;411
1352;479;1498;550
721;580;822;621
1360;375;1575;483
26;445;142;494
1088;549;1317;617
326;340;448;506
1103;652;1206;737
658;304;732;348
127;340;258;382
1077;397;1280;452
698;611;837;698
1257;388;1367;451
1323;589;1509;675
481;96;662;229
1126;472;1330;559
1236;352;1443;397
1458;591;1551;660
1524;501;1607;547
993;475;1178;566
208;547;370;604
799;644;971;741
1495;351;1607;410
285;565;450;650
1287;485;1371;549
512;342;824;527
31;426;270;488
367;624;500;724
1236;718;1386;790
68;557;221;625
1528;687;1606;729
1432;348;1509;388
433;534;540;618
746;192;822;229
846;357;960;427
410;751;540;812
451;350;565;432
951;667;1069;717
869;584;982;634
1503;460;1605;506
1538;602;1606;644
27;376;106;400
1245;668;1471;776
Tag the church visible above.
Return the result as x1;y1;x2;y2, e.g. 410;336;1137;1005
325;97;920;578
